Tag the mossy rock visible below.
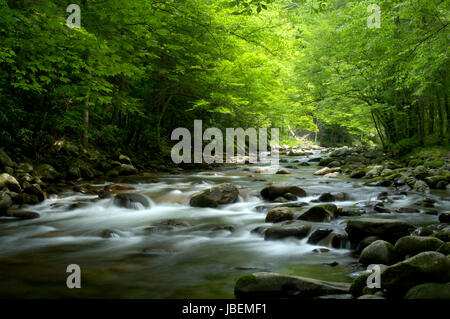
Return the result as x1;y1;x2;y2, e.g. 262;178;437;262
350;273;370;298
433;229;450;242
424;159;444;169
235;274;257;292
408;159;422;167
404;283;450;299
436;242;450;255
394;236;444;257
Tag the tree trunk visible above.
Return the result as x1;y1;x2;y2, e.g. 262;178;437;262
418;97;425;146
83;97;89;148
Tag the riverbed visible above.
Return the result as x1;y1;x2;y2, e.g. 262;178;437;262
0;151;448;298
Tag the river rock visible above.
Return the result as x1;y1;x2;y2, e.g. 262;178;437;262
319;158;335;167
234;272;350;298
425;175;449;189
324;172;340;178
276;169;291;174
330;147;351;157
439;212;450;223
437;242;450;255
23;182;46;202
313;167;332;176
350;169;366;179
365;165;383;178
394;236;444;257
381;252;450;297
413;180;430;193
260;185;306;201
404;283;450;299
36;164;60;181
113;193;151;209
190;183;239;208
318;193;335;202
357;236;380;253
345;218;412;244
0;173;21;192
265;207;295;223
331;234;350;249
298;204;337;222
359;240;398;265
432;227;450;242
413;166;429;179
327;160;341;168
264;225;311;240
307;228;333;245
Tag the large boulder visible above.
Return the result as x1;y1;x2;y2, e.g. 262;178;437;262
36;164;60;181
330;147;351;157
260;185;306;201
394;236;444;257
0;173;21;192
359;240;399;265
264;225;311;240
381;252;450;297
190;183;239;208
345;218;412;244
234;272;350;298
113;193;151;209
265;207;295;223
404;283;450;299
297;204;338;222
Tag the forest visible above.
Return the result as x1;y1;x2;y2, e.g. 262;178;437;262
0;0;449;302
1;0;447;162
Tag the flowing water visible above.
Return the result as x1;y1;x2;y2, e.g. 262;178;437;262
0;151;448;298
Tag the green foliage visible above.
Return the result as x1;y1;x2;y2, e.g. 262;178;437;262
0;0;447;161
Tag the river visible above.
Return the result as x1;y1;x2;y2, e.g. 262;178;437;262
0;150;447;298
